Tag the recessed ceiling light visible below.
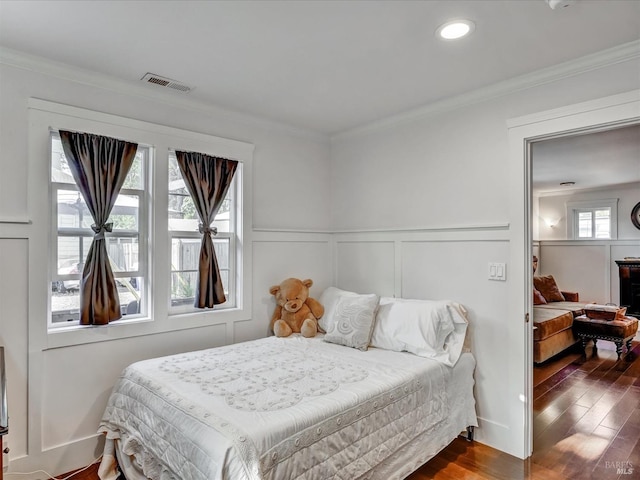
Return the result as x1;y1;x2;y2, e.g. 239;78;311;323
560;181;576;186
436;20;475;40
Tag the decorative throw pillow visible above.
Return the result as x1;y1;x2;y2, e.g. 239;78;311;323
318;286;376;332
533;275;565;303
533;288;547;305
323;293;379;351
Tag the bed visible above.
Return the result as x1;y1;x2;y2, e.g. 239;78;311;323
98;291;478;480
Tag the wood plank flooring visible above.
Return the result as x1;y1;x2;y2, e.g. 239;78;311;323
530;340;640;480
60;341;640;480
410;340;640;479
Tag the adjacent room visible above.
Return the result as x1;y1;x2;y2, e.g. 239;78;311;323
0;1;639;479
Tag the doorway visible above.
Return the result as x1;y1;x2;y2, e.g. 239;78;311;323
507;89;640;460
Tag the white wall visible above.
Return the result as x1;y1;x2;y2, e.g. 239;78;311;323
0;57;332;476
330;58;640;457
536;240;640;305
536;182;640;241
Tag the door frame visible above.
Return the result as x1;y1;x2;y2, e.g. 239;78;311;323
507;89;640;459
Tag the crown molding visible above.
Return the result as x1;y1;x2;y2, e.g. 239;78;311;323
0;46;329;144
332;40;640;142
2;39;638;144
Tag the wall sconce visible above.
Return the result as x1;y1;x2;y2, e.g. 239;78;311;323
543;218;558;228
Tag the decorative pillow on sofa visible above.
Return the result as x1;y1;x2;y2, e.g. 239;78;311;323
322;291;380;351
533;275;565;303
533;288;547;305
370;297;468;367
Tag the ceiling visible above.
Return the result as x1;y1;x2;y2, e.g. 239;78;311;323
532;124;640;196
1;0;639;136
0;0;639;192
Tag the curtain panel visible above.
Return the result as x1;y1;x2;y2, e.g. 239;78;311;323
175;151;238;308
59;130;138;325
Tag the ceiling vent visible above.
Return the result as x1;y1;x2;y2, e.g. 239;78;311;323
141;73;192;93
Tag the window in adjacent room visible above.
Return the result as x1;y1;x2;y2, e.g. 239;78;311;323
566;199;618;240
167;151;240;313
50;132;149;326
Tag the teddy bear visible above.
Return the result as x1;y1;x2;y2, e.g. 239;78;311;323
269;278;324;338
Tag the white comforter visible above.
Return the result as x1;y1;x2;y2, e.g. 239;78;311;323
99;335;476;480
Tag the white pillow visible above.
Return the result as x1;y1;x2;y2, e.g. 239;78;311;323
323;292;380;351
370;297;468;366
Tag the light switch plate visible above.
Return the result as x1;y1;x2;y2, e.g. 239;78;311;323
488;262;507;281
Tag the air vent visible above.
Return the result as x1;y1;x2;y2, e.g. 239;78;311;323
141;73;192;93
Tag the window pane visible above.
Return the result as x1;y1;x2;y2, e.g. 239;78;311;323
51;276;143;323
57;190;92;229
107;194;140;231
220;269;229;298
51;136;75;184
58;191;140;231
168;153;232;232
171;271;198;304
52;136;145;190
171;237;200;271
213;197;231;233
213;238;230;269
168;193;199;231
51;287;80;323
106;237;139;272
577;211;592;238
116;277;143;316
594;209;611;239
57;236;92;274
170;238;229;272
121;151;144;190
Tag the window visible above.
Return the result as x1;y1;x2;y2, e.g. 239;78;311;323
168;151;239;312
50;133;149;326
566;199;618;240
33;98;253;342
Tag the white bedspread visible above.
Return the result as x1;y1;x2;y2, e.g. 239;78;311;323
99;335;476;480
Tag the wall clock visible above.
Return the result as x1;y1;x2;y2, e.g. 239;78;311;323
632;201;640;230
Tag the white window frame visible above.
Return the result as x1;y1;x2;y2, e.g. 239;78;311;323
28;99;253;349
49;132;150;329
566;198;618;240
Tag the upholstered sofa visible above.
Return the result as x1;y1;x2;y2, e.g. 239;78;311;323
533;275;588;363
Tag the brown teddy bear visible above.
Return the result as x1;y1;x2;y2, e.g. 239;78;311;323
269;278;324;338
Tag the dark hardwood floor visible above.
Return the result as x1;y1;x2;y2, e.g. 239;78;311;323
410;340;640;479
62;340;640;480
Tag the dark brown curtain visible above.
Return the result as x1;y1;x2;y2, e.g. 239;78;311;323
176;151;238;308
59;130;138;325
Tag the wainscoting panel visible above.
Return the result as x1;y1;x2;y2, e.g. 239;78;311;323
538;240;640;306
41;323;227;450
401;239;512;449
332;226;518;455
335;241;396;296
538;243;609;303
251;233;332;343
0;238;29;461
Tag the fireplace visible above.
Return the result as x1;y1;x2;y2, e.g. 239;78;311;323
616;259;640;318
